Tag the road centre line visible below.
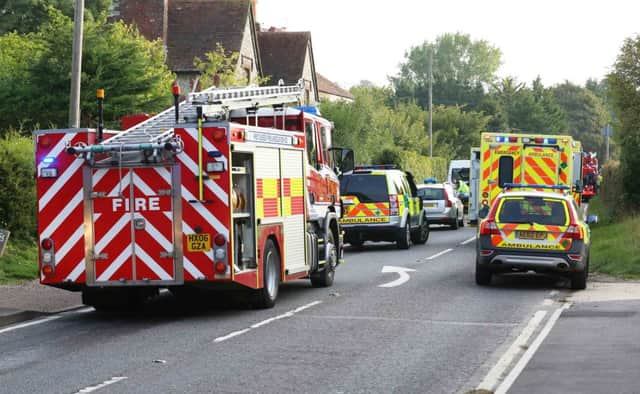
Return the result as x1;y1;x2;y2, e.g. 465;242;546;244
303;314;519;328
426;248;453;260
213;300;322;343
494;303;571;394
460;236;476;245
74;376;128;393
476;310;548;392
0;307;93;335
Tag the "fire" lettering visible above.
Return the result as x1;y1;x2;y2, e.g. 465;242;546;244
112;197;161;212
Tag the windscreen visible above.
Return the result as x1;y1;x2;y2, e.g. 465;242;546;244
418;187;444;200
451;168;470;183
340;174;389;203
498;197;568;226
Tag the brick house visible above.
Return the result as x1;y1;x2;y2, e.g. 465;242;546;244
113;0;262;94
258;30;318;105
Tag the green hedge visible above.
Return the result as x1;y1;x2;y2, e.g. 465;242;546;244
598;160;625;223
0;131;36;240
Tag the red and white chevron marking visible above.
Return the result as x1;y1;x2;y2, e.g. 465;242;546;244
175;127;231;281
37;131;92;284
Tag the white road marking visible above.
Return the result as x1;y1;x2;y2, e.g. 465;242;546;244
477;310;548;392
549;290;559;297
0;307;93;335
378;266;416;288
75;376;128;393
495;303;571;394
460;236;476;245
213;300;322;343
426;248;453;260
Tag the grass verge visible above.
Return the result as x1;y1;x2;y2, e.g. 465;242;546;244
0;239;38;284
588;198;640;279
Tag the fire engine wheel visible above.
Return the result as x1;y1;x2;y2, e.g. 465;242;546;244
252;239;280;308
397;220;411;250
311;231;336;288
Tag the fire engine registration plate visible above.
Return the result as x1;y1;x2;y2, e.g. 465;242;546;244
187;233;211;252
517;231;546;240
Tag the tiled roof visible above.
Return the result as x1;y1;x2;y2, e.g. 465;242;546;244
258;31;311;84
316;73;354;99
167;0;252;71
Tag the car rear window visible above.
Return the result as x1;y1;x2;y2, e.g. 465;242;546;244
418;187;444;200
340;174;389;202
497;197;568;226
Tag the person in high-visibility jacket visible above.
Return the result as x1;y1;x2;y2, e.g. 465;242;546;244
456;180;470;212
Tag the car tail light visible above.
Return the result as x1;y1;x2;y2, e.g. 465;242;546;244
479;220;499;236
568;254;583;261
480;249;493;256
564;225;583;240
443;188;452;207
389;194;399;216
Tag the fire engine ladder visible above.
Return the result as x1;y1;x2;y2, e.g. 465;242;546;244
67;82;304;157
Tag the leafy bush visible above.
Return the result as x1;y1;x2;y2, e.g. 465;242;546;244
598;160;625;222
0;131;36;240
0;239;38;283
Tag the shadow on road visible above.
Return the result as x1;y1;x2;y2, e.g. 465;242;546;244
489;272;570;290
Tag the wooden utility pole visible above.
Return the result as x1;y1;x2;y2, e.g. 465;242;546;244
69;0;85;127
428;47;433;158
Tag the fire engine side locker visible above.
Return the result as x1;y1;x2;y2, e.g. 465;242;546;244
83;164;183;286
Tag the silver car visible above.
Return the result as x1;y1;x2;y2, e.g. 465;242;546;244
417;183;465;229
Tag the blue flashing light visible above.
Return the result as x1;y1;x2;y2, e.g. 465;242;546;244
42;156;56;166
295;106;320;115
355;164;397;170
207;150;222;158
546;138;557;144
424;177;437;184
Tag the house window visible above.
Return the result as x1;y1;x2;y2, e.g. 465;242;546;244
241;56;253;84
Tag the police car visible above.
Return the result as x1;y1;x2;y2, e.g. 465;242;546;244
475;184;592;289
339;165;429;249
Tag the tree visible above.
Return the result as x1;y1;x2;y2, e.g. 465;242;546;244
431;105;490;159
194;43;269;89
552;81;610;159
0;10;175;132
392;32;502;109
607;35;640;208
0;0;112;34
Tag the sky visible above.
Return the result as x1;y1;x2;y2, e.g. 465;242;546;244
258;0;640;89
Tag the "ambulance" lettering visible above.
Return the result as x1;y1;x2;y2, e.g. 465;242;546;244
112;197;161;212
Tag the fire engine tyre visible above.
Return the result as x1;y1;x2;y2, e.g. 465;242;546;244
397;220;411;250
411;215;430;245
475;259;492;286
311;231;337;288
252;239;281;308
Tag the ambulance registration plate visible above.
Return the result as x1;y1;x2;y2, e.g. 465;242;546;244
517;231;546;240
187;233;211;252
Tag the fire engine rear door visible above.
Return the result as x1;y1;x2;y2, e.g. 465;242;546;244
522;146;560;186
86;165;182;285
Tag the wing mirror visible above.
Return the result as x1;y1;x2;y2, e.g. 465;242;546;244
329;147;354;176
586;214;598;225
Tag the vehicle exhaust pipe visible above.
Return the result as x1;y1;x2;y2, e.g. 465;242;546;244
557;262;569;270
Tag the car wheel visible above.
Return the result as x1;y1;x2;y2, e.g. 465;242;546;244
252;239;280;308
451;212;460;230
458;216;465;227
397;220;411;250
311;231;336;288
570;258;588;290
411;214;430;244
475;258;492;286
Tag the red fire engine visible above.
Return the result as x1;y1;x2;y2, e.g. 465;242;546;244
581;152;599;202
35;83;353;309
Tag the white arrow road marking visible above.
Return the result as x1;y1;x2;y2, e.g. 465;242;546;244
378;266;417;288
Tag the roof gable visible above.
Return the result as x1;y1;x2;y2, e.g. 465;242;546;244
316;73;354;100
167;0;252;71
258;31;311;84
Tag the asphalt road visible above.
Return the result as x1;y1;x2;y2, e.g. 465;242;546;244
0;226;564;394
